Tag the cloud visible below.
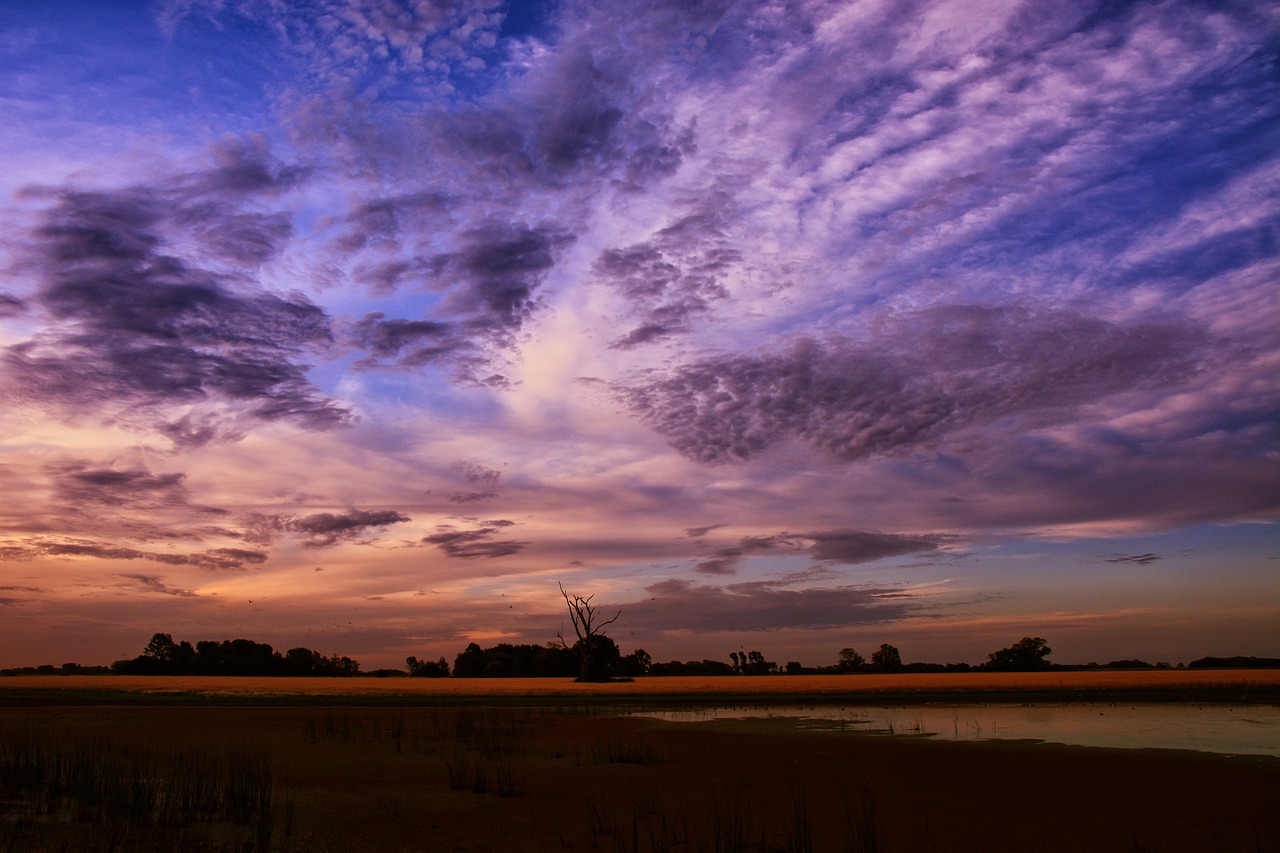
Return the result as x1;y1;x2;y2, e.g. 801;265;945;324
51;463;204;512
345;220;574;382
694;534;802;575
0;538;266;570
448;459;502;504
243;509;411;548
423;519;527;559
334;192;451;255
350;313;473;370
803;530;949;564
285;510;412;548
158;0;507;99
1106;553;1162;565
595;203;740;349
15;460;243;548
2;142;349;441
119;573;197;597
618;304;1211;464
690;529;949;574
619;577;918;634
276;3;719;375
430;220;575;337
0;294;25;317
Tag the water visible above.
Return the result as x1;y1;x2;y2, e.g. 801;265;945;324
638;702;1280;756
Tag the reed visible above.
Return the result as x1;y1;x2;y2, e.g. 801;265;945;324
0;727;283;851
590;736;659;765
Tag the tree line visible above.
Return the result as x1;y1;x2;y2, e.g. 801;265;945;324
422;636;1280;680
108;633;361;677
5;631;1279;678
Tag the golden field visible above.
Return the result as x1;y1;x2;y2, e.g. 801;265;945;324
2;668;1278;701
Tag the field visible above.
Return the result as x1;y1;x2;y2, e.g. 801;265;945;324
3;668;1278;703
2;672;1278;851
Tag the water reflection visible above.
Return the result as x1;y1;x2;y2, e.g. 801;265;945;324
637;703;1280;756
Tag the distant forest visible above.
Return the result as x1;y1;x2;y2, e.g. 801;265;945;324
18;633;364;678
3;632;1279;677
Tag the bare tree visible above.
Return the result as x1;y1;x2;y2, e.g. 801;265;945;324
555;582;621;682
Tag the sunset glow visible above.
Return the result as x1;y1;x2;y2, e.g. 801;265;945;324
1;0;1276;670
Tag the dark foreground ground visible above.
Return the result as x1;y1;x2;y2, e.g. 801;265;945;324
1;700;1277;852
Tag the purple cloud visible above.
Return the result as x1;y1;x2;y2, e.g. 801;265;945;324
619;305;1211;464
243;510;412;548
0;538;266;570
694;534;803;575
447;460;503;504
1106;553;1162;566
424;519;527;559
621;578;918;634
3;144;348;440
596;204;740;350
804;531;950;564
119;573;197;597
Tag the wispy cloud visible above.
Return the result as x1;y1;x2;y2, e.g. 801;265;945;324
424;519;528;559
1106;553;1162;566
618;305;1210;464
804;531;951;565
119;573;197;597
621;578;920;634
244;509;412;548
3;141;347;443
0;538;266;571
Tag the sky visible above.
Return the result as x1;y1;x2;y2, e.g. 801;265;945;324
0;0;1276;671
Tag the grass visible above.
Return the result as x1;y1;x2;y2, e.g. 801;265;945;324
582;778;887;853
0;727;287;851
584;736;659;765
301;706;529;796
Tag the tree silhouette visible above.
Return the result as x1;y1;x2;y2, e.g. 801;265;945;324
405;656;451;677
144;632;178;662
453;643;487;678
730;649;777;675
555;583;621;682
117;634;358;676
621;648;652;677
985;637;1052;671
838;647;865;673
870;643;902;673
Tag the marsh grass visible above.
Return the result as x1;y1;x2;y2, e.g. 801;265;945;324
581;779;887;853
0;727;283;851
302;707;530;798
582;787;694;853
445;707;527;796
842;786;885;853
589;736;659;765
783;783;815;853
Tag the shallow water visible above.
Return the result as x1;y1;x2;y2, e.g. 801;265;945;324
638;702;1280;756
